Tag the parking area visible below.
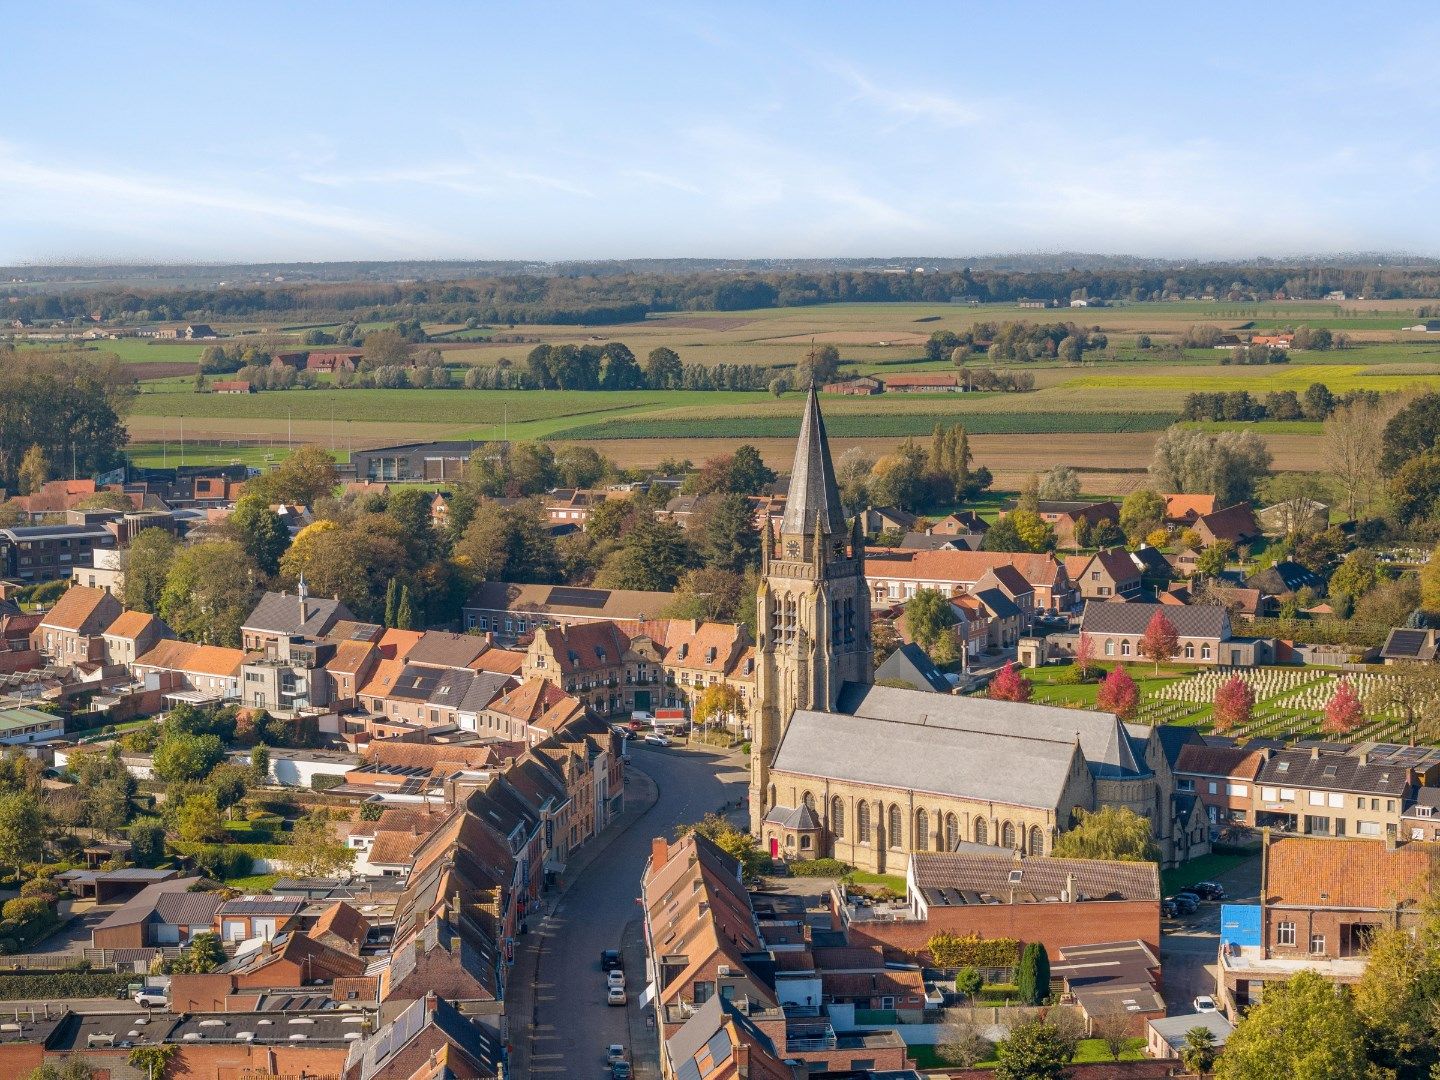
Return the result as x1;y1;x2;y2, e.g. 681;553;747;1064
1160;853;1261;1013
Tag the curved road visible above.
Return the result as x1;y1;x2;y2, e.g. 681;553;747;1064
528;742;747;1076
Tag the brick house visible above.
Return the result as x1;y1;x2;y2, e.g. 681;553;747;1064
1219;833;1436;1012
1000;500;1122;549
1078;601;1231;665
101;609;172;667
1066;549;1143;601
642;834;779;1040
1194;502;1261;547
305;349;364;373
1175;744;1268;832
32;585;123;664
543;488;607;527
865;549;1075;612
1164;494;1216;527
821;376;882;395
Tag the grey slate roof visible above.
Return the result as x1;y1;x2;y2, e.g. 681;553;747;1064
405;631;489;670
242;590;354;638
837;682;1147;779
1258;748;1411;796
874;642;953;693
780;387;847;537
1245;560;1324;596
911;849;1160;903
773;703;1087;810
764;804;820;830
457;670;515;714
899;532;971;551
974;586;1021;620
93;876;212;931
1079;600;1229;640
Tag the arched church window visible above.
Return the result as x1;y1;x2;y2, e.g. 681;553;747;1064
1002;821;1016;850
915;809;929;851
857;801;871;843
1029;826;1044;855
945;813;959;851
888;804;902;850
802;791;815;811
831;797;845;839
974;817;987;845
844;598;855;643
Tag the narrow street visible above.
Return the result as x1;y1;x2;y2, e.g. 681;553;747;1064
1160;855;1262;1013
527;742;748;1077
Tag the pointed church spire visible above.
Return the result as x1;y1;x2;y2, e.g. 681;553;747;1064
780;386;847;537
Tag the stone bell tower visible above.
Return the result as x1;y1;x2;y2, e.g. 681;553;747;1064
749;387;872;831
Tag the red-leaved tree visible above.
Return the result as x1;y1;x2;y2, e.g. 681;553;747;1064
1096;664;1139;720
1322;678;1364;736
988;660;1033;703
1212;676;1256;734
1137;610;1180;674
1074;633;1095;680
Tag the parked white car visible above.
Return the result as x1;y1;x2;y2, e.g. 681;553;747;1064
134;989;168;1008
607;986;628;1006
643;733;670;747
1193;995;1217;1013
607;969;626;990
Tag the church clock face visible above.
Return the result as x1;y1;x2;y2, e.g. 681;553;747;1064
785;540;800;558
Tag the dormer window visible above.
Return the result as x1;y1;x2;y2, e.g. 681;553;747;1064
705;647;717;663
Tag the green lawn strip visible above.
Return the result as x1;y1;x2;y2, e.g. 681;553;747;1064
19;339;208;363
906;1037;1144;1070
847;871;907;893
1161;852;1252;895
559;411;1176;440
223;873;280;892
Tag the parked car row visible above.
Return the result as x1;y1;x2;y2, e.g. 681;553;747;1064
1162;880;1226;918
602;947;627;1006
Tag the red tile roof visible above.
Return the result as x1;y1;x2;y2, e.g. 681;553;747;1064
1266;837;1436;909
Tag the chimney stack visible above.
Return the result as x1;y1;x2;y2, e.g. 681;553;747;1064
651;836;670;871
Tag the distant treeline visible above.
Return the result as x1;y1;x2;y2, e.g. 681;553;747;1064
11;263;1440;326
1181;386;1380;422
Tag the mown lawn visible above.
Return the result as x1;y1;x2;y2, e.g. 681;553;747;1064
907;1037;1145;1069
222;873;280;892
847;870;907;893
1161;852;1254;895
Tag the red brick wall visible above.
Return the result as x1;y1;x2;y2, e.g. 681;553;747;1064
789;1043;911;1072
846;900;1160;960
0;1043;44;1074
170;972;237;1012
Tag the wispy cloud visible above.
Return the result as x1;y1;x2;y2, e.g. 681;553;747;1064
822;58;981;127
622;168;705;196
0;140;432;249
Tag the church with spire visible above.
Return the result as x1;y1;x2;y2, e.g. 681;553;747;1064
750;389;1207;873
750;387;873;828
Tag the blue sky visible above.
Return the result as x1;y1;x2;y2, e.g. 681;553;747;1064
5;1;1440;262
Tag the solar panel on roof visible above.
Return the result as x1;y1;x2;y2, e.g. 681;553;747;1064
548;586;608;609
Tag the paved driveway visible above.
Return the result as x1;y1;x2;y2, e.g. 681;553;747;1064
527;742;747;1077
